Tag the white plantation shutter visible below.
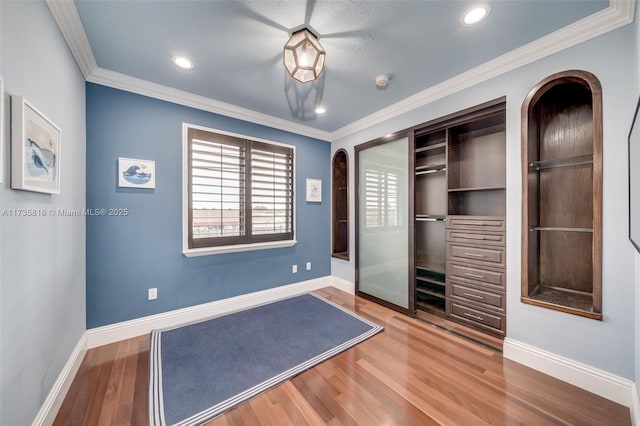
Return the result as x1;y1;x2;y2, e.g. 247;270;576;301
386;171;399;226
188;128;294;249
364;167;399;228
250;142;293;237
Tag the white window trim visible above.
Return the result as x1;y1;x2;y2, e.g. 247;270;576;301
183;239;297;257
182;122;297;256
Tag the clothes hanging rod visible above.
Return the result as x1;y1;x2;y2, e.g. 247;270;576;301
529;155;593;171
529;226;593;233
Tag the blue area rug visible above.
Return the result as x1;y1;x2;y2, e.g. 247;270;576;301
148;293;383;425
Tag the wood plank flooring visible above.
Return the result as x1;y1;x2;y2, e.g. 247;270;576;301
54;287;631;425
414;308;504;352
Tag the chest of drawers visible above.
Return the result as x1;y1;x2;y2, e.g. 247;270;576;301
445;215;506;336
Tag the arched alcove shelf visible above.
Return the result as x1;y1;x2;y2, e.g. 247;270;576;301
521;70;602;320
332;149;349;260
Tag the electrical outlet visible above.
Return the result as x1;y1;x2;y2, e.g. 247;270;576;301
306;262;311;271
292;264;298;273
148;288;158;300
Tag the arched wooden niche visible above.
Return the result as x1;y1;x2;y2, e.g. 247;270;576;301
332;149;349;260
521;70;602;320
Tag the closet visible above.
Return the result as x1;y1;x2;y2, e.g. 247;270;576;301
413;129;447;315
355;136;412;315
413;98;507;336
355;98;506;337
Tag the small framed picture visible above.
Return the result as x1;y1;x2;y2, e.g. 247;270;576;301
306;178;322;202
119;157;155;189
11;96;61;194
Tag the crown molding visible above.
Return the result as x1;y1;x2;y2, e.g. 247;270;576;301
88;67;332;141
330;0;635;141
44;0;331;141
47;0;633;143
45;0;96;79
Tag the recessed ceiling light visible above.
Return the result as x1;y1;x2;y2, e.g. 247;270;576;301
172;56;194;70
461;4;490;26
315;106;326;114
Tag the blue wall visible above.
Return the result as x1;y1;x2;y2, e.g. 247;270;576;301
86;83;331;328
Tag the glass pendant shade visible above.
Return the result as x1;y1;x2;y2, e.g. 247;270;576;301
283;28;326;83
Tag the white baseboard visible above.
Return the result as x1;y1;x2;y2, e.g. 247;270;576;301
36;283;639;423
32;333;87;426
35;276;353;423
504;338;635;407
328;276;355;295
86;275;343;349
632;383;640;425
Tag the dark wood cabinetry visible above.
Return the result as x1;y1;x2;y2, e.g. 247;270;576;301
354;98;507;339
413;98;507;336
445;215;506;336
521;70;602;320
413;129;447;315
332;149;349;260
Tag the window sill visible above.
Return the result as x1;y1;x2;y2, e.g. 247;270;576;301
183;239;297;257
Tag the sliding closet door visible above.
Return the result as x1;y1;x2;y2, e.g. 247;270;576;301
355;136;413;314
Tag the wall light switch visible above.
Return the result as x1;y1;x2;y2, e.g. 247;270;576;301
306;262;311;271
148;288;158;300
292;264;298;273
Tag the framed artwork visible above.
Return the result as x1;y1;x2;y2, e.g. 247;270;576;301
11;96;61;194
306;178;322;202
119;157;155;189
629;96;640;253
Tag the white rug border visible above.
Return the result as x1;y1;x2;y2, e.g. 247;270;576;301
148;292;383;426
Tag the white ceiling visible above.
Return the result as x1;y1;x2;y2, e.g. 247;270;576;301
49;1;633;141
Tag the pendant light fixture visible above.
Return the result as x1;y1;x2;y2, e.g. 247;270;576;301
283;28;326;83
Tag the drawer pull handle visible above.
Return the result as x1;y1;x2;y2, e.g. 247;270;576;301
459;234;492;241
464;252;485;258
464;273;484;279
456;234;502;241
463;312;484;321
463;292;484;300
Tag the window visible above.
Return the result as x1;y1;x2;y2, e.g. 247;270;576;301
185;125;295;254
364;166;400;228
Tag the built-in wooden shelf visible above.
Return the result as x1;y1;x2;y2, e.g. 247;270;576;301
416;287;445;298
332;149;349;260
412;98;507;336
521;70;603;320
416;276;445;288
332;251;349;261
448;186;505;193
522;289;601;320
415;142;446;153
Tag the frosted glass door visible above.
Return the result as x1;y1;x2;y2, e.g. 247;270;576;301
356;136;411;312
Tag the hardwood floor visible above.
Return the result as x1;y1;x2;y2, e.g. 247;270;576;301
54;287;631;425
414;308;504;352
